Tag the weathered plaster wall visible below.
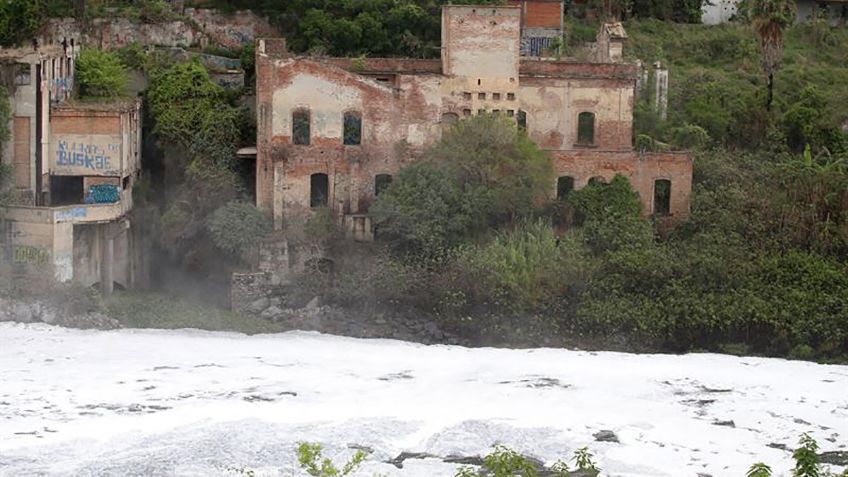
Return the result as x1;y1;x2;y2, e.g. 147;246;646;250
520;77;634;150
442;6;521;79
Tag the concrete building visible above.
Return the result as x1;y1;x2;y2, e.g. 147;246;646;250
254;5;692;238
1;38;145;293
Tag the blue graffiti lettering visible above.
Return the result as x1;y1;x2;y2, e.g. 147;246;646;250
56;141;115;171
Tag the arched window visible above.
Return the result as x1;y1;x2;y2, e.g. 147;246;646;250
343;111;362;145
375;174;393;196
310;173;328;208
557;176;574;200
588;176;606;187
292;109;310;145
577;112;595;146
654;179;671;215
517;110;527;130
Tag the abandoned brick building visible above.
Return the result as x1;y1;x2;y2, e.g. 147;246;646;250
254;4;692;238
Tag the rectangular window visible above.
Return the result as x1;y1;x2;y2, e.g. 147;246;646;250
343;111;362;145
463;92;472;101
310;173;329;208
478;92;486;100
507;110;515;117
463;109;472;117
292;109;310;145
654;179;671;215
577;112;595;146
492;93;501;101
477;109;485;115
507;92;515;101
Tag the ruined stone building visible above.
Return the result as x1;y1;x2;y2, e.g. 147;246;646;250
255;5;692;239
0;36;146;292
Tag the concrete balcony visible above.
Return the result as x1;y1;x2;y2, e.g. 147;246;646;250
1;189;133;225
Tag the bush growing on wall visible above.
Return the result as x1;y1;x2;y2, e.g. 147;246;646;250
76;49;129;99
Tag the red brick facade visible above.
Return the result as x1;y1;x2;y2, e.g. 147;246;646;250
255;6;692;231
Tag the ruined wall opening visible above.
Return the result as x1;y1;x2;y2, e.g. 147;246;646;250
588;176;606;187
517;110;527;130
292;109;310;145
375;174;393;196
441;112;459;133
557;176;574;200
577;112;595;145
343;111;362;145
310;173;328;208
49;176;84;206
654;179;671;215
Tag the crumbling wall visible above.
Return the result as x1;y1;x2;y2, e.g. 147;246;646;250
551;150;692;218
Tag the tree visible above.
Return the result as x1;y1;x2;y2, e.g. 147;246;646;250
76;49;129;98
748;463;773;477
0;0;44;47
372;114;553;254
430;113;554;229
207;201;272;262
750;0;796;110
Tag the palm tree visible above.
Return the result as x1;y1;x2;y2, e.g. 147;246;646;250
750;0;796;111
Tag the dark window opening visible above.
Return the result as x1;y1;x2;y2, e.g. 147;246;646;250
507;92;515;100
463;109;472;117
122;176;130;190
478;92;486;100
588;176;606;187
463;92;472;100
292;109;310;145
376;77;391;83
15;64;30;86
310;173;328;208
49;176;84;206
492;109;501;114
654;179;671;215
492;93;501;101
442;112;459;132
577;112;595;145
375;174;393;196
477;109;485;115
507;110;514;117
557;176;575;200
517;110;527;130
343;111;362;145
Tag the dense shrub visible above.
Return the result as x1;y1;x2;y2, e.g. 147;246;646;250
207;201;271;261
76;48;129;98
373;114;553;254
0;0;44;47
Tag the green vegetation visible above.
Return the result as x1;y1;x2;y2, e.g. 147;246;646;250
75;48;129;99
145;59;256;269
372;114;553;254
748;433;848;477
626;20;848;154
187;0;504;58
105;290;286;334
296;442;368;477
0;0;44;47
208;201;272;262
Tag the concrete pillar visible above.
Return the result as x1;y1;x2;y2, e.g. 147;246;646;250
654;61;669;121
100;224;114;296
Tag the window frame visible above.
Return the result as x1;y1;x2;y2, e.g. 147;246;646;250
292;108;311;146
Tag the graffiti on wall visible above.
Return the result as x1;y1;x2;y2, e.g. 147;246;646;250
55;207;87;223
2;245;51;266
51;134;122;176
